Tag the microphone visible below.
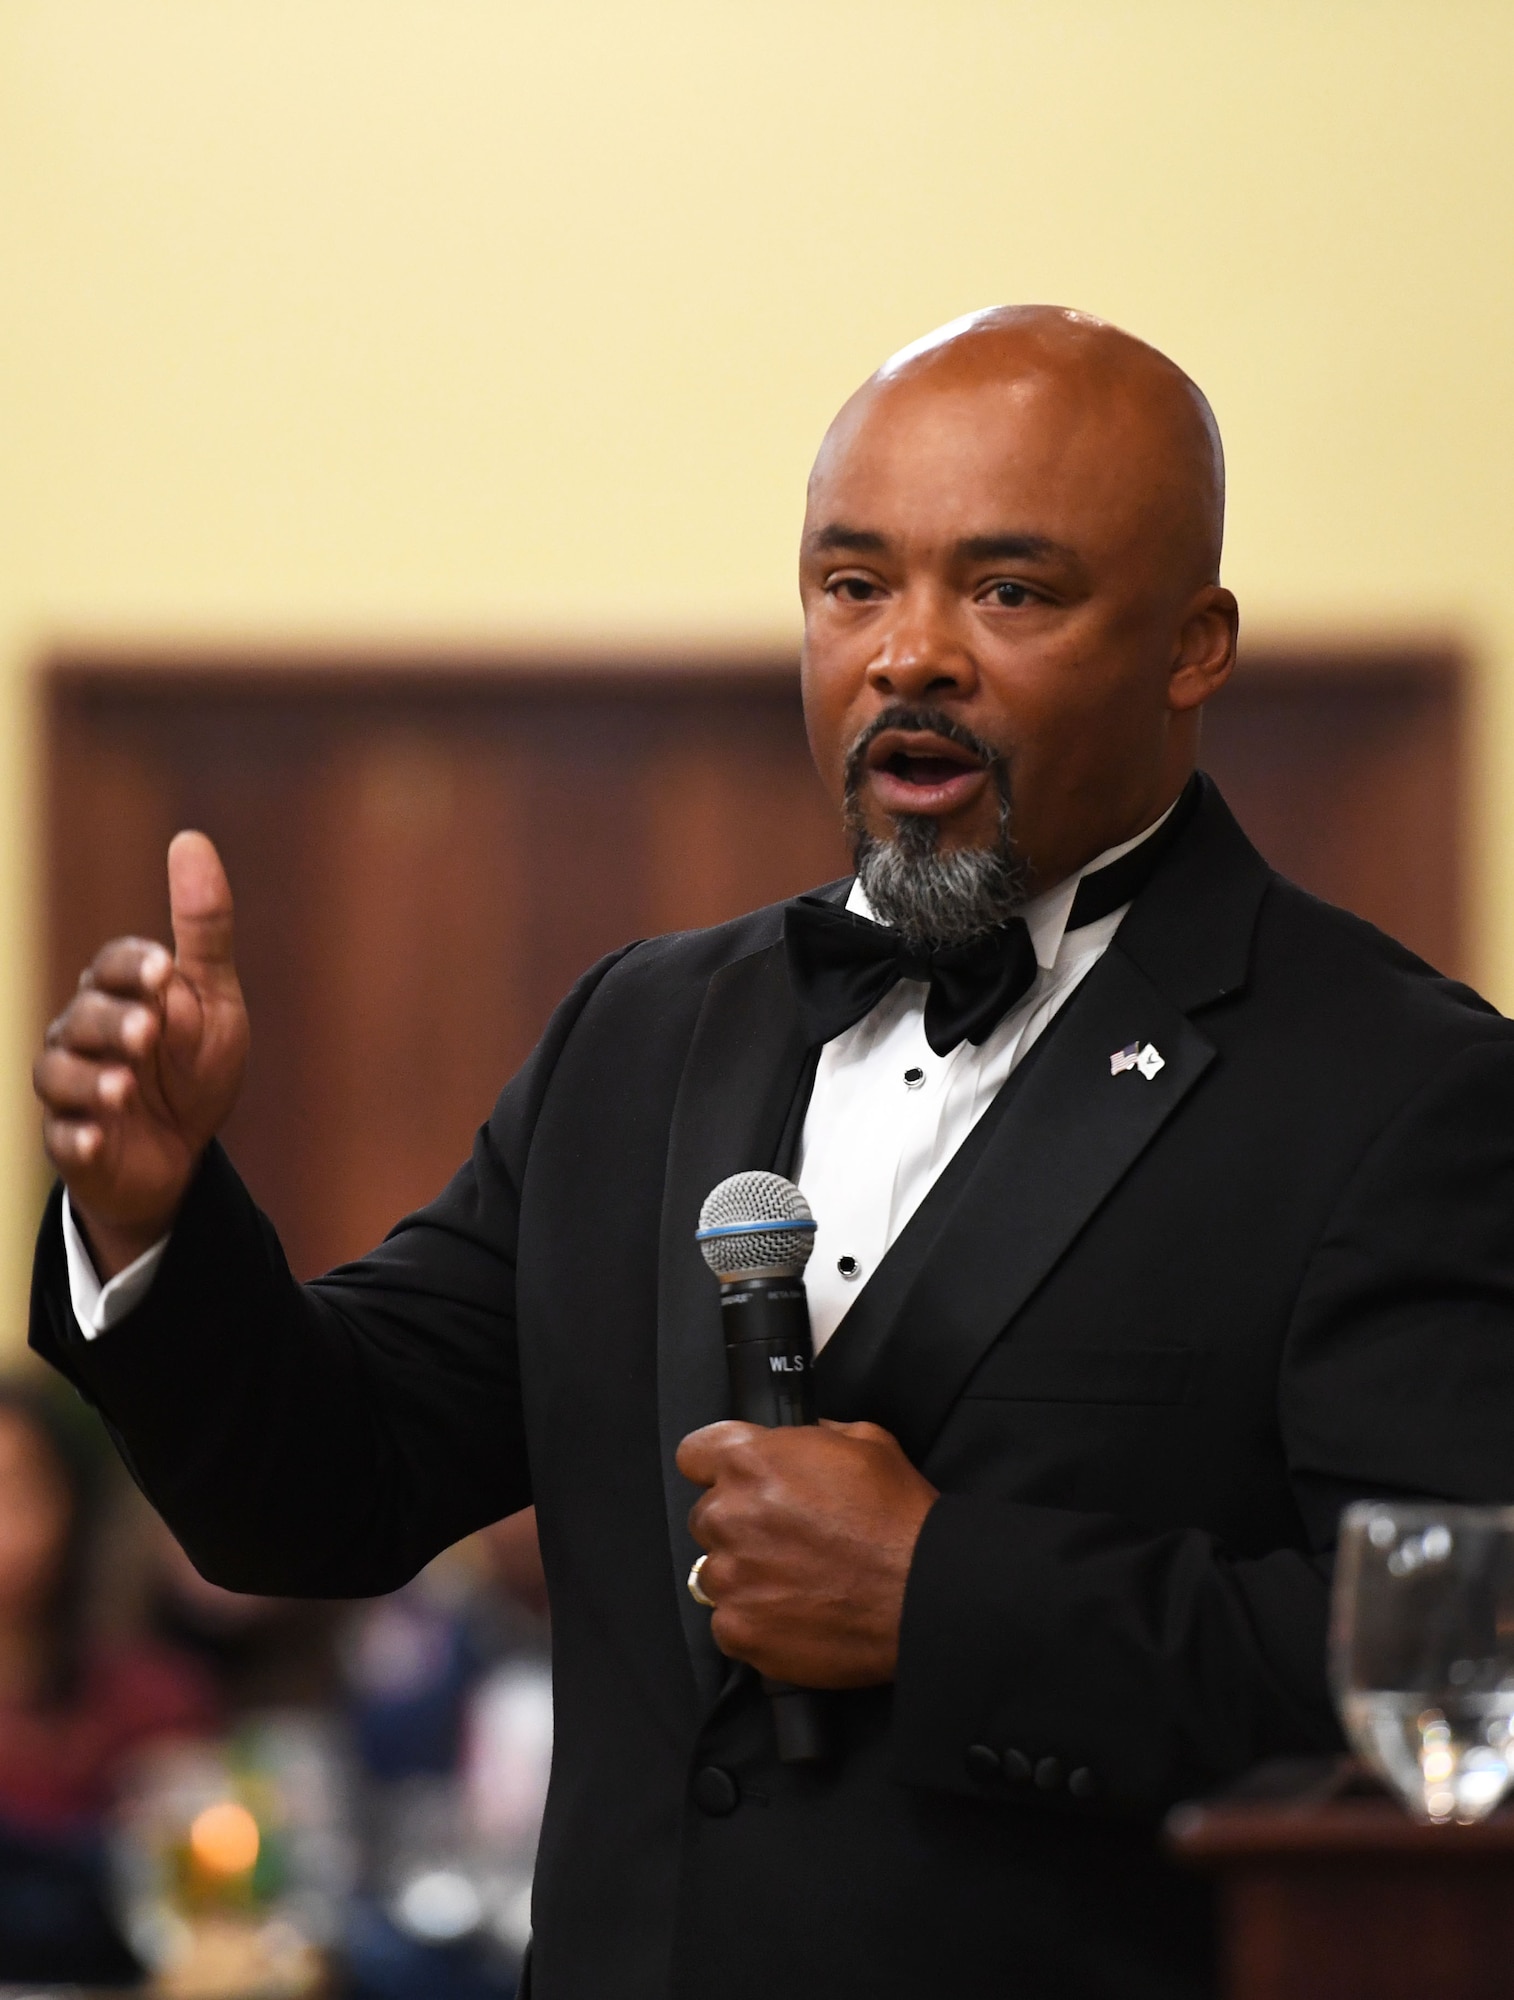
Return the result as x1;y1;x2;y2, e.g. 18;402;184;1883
696;1171;830;1765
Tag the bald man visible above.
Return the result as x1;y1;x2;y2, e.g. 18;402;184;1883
31;308;1514;1999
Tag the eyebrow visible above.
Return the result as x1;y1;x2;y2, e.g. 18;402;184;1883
955;533;1077;566
804;524;1079;566
805;524;890;555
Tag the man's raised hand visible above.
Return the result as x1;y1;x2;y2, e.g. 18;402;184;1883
34;832;249;1276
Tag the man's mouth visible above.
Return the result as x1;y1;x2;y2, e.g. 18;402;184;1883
862;731;992;816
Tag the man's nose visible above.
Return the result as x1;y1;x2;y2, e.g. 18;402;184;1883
865;594;977;702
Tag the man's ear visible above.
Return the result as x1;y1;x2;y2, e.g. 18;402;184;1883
1167;586;1238;713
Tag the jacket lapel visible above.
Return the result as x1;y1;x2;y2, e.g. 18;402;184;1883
813;778;1271;1465
656;934;816;1701
811;948;1213;1459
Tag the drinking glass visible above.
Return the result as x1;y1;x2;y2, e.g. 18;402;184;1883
1331;1501;1514;1824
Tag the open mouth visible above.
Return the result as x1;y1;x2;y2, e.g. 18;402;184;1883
880;750;980;785
862;730;992;814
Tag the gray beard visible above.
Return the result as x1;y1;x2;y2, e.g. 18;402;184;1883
850;792;1028;951
841;702;1029;950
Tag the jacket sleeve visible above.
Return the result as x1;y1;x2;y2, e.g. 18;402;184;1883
29;945;638;1599
889;1037;1514;1814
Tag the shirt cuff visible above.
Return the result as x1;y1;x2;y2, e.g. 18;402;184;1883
62;1193;170;1340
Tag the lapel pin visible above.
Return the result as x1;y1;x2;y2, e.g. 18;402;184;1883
1111;1041;1165;1081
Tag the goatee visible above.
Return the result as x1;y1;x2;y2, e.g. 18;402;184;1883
842;706;1029;952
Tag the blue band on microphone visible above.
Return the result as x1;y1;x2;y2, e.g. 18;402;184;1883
694;1218;818;1243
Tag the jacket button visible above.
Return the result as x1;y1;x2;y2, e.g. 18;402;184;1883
691;1765;741;1816
1001;1748;1033;1786
1034;1756;1064;1790
964;1743;1002;1784
1068;1766;1098;1801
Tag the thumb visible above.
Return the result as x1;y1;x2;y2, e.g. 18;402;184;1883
167;831;237;982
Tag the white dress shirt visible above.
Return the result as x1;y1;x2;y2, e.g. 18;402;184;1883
63;1199;165;1336
65;807;1172;1345
795;809;1171;1353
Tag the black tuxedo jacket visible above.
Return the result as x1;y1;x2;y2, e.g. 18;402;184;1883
31;779;1514;1999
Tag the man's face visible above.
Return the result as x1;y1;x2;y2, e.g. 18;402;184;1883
799;364;1232;894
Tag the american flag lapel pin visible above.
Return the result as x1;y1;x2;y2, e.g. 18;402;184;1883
1111;1041;1165;1080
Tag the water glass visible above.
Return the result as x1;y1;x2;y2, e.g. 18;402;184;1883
1331;1500;1514;1824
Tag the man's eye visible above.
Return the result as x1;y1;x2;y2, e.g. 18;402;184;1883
988;581;1034;609
830;577;880;602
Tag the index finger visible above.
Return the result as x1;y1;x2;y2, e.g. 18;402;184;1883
675;1420;763;1487
83;936;174;1001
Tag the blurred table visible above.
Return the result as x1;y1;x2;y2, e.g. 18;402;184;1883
1170;1760;1514;2000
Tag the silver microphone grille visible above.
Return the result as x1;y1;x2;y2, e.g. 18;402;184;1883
696;1171;817;1280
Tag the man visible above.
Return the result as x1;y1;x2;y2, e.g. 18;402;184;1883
30;307;1514;1998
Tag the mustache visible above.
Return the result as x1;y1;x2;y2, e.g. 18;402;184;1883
841;704;1008;818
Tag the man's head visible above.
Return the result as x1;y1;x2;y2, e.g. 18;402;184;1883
798;305;1235;947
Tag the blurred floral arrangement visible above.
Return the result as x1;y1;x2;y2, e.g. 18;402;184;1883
114;1715;350;1997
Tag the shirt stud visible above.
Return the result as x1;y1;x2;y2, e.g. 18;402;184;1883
837;1255;862;1280
903;1067;926;1089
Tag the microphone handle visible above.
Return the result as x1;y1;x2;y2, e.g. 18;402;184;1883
719;1277;830;1764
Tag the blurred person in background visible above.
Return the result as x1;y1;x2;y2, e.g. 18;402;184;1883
0;1375;216;1981
476;1508;549;1628
147;1515;343;1715
341;1510;551;2000
344;1512;545;1785
0;1377;217;1827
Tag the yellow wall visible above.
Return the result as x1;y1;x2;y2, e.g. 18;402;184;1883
2;0;1513;1328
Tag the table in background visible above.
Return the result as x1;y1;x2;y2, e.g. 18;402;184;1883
1171;1761;1514;2000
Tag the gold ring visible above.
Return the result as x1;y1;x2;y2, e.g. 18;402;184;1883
687;1554;715;1608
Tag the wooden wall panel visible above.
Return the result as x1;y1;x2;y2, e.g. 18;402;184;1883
45;664;850;1276
1200;649;1462;981
43;647;1463;1280
302;732;533;1260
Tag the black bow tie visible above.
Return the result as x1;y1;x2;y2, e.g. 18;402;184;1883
783;900;1034;1056
783;778;1199;1057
